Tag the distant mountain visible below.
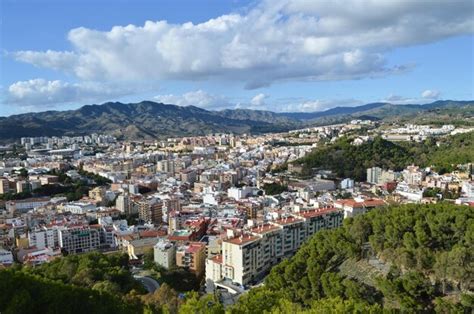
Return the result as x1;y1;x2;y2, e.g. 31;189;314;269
0;101;297;142
0;100;472;142
278;102;388;120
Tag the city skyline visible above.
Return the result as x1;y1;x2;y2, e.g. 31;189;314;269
1;0;473;116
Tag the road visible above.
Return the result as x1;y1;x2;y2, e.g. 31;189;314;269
134;275;160;293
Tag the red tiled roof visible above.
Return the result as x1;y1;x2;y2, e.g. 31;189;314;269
335;198;385;208
297;207;338;218
250;223;281;234
224;234;259;245
187;242;206;253
273;216;304;226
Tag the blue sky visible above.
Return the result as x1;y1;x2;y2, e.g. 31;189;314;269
1;0;473;116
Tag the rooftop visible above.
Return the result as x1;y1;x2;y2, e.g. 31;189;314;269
335;198;385;208
250;223;281;234
297;207;338;218
273;216;305;226
224;234;259;246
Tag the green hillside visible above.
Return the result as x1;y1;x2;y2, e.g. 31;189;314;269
293;131;474;180
231;203;474;313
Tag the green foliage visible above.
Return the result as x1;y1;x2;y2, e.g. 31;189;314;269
178;292;224;314
141;283;180;313
294;132;474;180
21;251;143;295
158;268;200;292
229;287;284;314
295;136;413;180
78;169;112;185
0;270;142;313
232;203;473;312
262;183;288;195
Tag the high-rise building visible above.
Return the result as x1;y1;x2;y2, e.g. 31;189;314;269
28;227;59;249
0;178;10;195
206;208;344;286
116;194;131;214
367;167;383;184
154;240;176;269
176;242;207;276
138;199;163;225
58;227;100;254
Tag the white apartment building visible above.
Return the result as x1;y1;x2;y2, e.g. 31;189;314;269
116;194;131;214
367;167;383;184
28;227;60;249
154;240;176;269
206;208;344;287
403;166;426;186
0;248;13;265
62;201;97;214
227;186;253;200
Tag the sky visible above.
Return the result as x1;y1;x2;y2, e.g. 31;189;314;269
1;0;473;116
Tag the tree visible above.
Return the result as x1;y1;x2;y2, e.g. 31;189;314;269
179;292;224;314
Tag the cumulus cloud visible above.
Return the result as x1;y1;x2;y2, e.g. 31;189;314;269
6;78;148;109
421;89;440;99
250;93;268;106
10;0;473;88
154;90;231;110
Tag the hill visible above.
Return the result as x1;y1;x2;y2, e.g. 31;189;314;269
291;131;474;180
0;101;298;142
231;203;474;313
0;100;472;142
283;100;474;126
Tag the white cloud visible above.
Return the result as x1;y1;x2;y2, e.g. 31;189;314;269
421;89;440;99
154;90;231;110
280;98;363;112
381;90;443;104
13;50;78;72
250;93;268;106
11;0;473;88
6;78;148;109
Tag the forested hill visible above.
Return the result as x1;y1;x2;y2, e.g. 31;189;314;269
292;131;474;180
232;203;474;313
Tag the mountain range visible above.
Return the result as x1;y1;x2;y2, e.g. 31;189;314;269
0;100;472;142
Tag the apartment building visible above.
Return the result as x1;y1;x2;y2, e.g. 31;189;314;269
116;194;131;214
154;240;176;269
206;208;344;286
0;248;14;265
367;167;383;184
176;242;206;276
58;227;100;254
137;199;163;225
0;178;10;194
28;227;59;249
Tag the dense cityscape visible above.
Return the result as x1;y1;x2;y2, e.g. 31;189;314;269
1;0;473;313
0;118;473;312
